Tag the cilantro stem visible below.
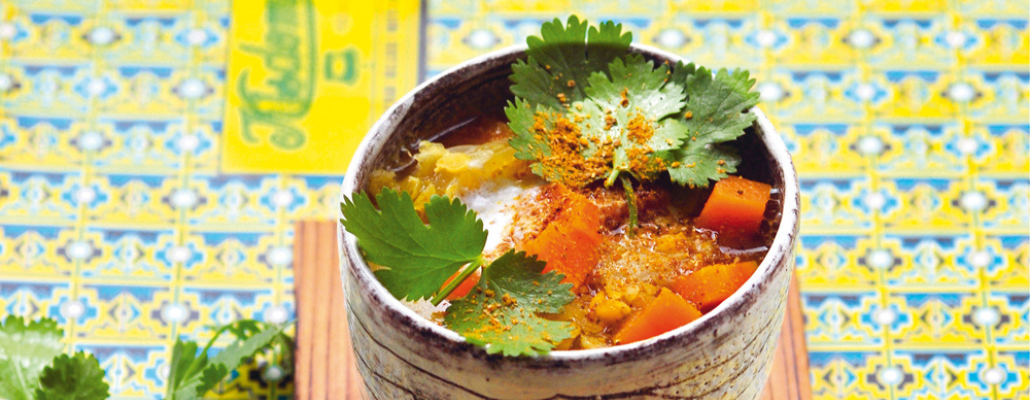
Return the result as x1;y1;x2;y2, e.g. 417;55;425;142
177;320;261;396
431;257;484;306
604;168;621;188
175;322;237;391
621;175;638;237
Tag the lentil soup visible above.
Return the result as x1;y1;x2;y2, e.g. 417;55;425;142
365;115;781;350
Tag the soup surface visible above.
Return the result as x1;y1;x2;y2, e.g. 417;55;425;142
368;116;777;349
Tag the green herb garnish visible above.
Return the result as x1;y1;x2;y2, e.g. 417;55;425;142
506;16;760;233
509;53;689;188
166;320;289;400
340;188;576;356
445;251;574;356
0;316;69;400
34;353;109;400
510;15;631;109
0;315;290;400
340;187;487;302
667;65;760;187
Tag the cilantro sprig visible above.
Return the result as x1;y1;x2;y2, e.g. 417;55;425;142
666;64;760;187
340;187;487;302
506;16;760;232
34;353;109;400
166;320;290;400
510;15;631;109
0;315;291;400
580;53;689;185
340;188;575;356
0;316;68;400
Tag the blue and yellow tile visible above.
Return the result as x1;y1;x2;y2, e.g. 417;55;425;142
0;1;1026;399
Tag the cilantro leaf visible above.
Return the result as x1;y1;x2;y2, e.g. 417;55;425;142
507;54;689;187
0;316;65;400
504;98;577;184
170;323;285;399
668;60;697;89
506;97;553;162
668;66;760;187
584;54;685;121
511;16;632;109
510;58;566;111
220;319;295;376
34;352;110;400
341;188;488;300
194;324;284;395
444;251;575;356
165;339;204;400
581;54;688;182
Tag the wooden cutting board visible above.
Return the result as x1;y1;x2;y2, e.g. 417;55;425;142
294;220;811;400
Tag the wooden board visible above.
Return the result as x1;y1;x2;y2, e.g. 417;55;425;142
294;220;811;400
295;221;365;400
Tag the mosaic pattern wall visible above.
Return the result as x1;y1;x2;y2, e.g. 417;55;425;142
1;0;1028;399
0;1;354;398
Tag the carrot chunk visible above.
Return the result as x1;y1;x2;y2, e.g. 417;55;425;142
671;261;759;312
522;189;603;289
441;267;481;301
614;288;702;344
694;175;771;239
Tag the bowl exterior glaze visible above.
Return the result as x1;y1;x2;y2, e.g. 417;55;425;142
338;45;800;400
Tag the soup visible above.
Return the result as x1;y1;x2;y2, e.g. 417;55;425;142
340;16;778;356
364;115;779;350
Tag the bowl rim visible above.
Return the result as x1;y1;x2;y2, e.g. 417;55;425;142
339;43;800;361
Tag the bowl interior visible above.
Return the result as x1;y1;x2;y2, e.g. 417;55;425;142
351;47;784;214
342;44;795;358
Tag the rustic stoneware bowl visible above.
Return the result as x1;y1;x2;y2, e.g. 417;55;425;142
338;44;800;400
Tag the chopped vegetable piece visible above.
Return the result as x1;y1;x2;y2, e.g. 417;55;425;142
590;292;632;324
614;288;702;344
522;188;603;288
442;267;481;301
694;175;771;238
671;261;759;312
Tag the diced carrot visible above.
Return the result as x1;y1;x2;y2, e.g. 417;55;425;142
614;288;702;344
441;267;481;301
522;189;603;289
671;261;759;312
694;175;771;239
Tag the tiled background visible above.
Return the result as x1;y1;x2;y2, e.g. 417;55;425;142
0;0;1027;399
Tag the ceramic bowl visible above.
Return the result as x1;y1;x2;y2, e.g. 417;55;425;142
338;44;800;400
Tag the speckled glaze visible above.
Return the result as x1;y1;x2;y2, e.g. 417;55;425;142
338;44;800;400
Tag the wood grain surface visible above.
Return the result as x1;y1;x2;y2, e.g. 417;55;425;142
295;220;810;400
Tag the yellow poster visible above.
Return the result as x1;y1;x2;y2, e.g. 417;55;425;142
222;0;423;174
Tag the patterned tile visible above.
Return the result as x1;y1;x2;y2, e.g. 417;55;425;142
796;235;879;288
0;1;1026;399
803;290;884;346
881;234;980;290
809;350;892;399
888;290;984;347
